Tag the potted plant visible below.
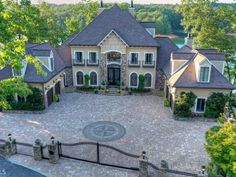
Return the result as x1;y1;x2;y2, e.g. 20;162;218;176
94;88;98;94
53;94;60;102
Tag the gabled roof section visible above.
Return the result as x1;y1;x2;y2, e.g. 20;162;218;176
171;54;234;90
69;5;159;47
97;29;129;47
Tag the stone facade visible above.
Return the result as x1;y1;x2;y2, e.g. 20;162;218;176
33;139;43;161
120;54;127;87
156;69;166;91
99;54;107;84
64;67;73;87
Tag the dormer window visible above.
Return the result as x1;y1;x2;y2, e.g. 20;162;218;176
13;69;23;77
199;66;210;82
50;57;54;71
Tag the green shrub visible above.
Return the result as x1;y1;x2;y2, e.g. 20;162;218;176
84;74;90;88
138;74;145;90
174;92;196;117
204;92;228;118
163;98;169;107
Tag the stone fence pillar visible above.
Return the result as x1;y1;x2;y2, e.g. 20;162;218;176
48;137;59;164
5;134;17;155
33;139;43;161
159;160;169;177
139;151;148;177
198;166;208;177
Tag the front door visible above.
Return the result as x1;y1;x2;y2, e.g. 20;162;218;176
108;67;120;86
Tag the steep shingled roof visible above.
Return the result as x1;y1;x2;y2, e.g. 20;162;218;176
0;42;66;83
171;54;234;90
69;5;159;47
155;37;178;77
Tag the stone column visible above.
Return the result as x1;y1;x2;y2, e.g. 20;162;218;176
33;139;43;161
159;160;169;177
48;137;59;164
139;151;148;177
5;134;17;155
120;54;127;88
99;54;107;85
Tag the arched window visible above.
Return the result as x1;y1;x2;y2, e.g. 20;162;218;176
144;73;152;88
130;73;138;87
77;71;84;85
90;72;97;86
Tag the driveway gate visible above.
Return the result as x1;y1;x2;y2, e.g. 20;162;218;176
58;141;140;171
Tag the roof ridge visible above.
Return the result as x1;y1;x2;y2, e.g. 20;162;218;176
27;42;48;49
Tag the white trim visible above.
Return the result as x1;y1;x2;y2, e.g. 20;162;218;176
75;70;84;86
97;29;129;47
88;51;99;64
89;70;99;86
37;56;51;71
129;72;139;88
129;52;140;65
144;72;153;88
194;97;207;113
12;60;27;77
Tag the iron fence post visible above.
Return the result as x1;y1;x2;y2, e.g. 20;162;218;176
97;142;100;164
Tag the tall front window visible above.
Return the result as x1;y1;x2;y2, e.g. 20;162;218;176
89;52;98;64
196;98;206;112
90;72;98;86
130;53;139;65
130;73;138;87
199;67;210;82
145;53;153;65
144;73;152;88
75;52;83;63
76;71;84;85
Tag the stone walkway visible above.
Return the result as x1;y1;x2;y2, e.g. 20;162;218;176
0;93;215;177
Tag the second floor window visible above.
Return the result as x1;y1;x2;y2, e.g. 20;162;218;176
75;52;83;63
199;66;210;82
89;52;97;64
130;53;139;64
50;57;54;71
145;53;153;64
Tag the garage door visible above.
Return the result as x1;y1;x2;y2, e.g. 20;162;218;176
55;82;61;95
47;88;53;106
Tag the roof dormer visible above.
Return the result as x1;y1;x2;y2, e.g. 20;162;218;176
195;56;212;83
37;50;55;72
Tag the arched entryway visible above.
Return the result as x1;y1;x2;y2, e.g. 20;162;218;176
107;64;120;86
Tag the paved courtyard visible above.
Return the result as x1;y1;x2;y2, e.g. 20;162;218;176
0;93;215;177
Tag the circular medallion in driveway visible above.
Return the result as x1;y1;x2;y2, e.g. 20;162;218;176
83;121;126;142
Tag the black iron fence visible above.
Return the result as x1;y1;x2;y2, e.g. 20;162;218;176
58;141;140;171
0;138;204;177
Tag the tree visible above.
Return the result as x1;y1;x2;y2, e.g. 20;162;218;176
0;0;43;73
205;122;236;177
177;0;236;83
0;78;32;110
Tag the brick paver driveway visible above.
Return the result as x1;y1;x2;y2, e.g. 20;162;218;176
0;93;215;177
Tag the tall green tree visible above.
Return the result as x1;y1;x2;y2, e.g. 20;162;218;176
177;0;236;83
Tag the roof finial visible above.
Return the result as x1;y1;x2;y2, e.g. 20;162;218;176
131;0;134;8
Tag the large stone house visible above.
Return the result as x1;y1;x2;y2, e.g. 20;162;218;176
0;3;234;113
